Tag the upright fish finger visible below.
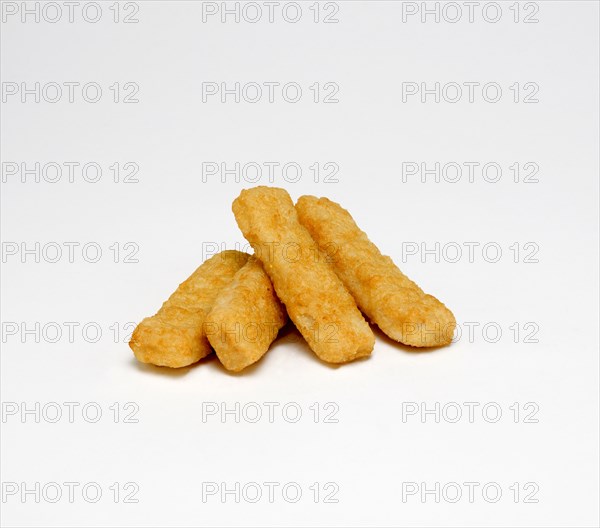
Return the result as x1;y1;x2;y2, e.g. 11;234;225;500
129;250;249;367
232;186;374;364
205;256;287;372
296;196;455;347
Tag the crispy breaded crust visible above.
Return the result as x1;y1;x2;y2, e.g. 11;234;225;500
205;256;287;372
232;187;374;363
296;196;455;347
129;250;249;367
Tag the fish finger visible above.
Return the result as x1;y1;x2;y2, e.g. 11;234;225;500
232;187;374;363
129;250;249;367
205;256;287;372
296;195;455;347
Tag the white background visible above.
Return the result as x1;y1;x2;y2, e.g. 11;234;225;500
1;1;598;527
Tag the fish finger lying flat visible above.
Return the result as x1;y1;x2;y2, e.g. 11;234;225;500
296;196;455;347
205;256;287;372
129;250;249;367
232;186;374;364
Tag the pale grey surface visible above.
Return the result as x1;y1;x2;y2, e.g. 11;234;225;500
1;1;598;527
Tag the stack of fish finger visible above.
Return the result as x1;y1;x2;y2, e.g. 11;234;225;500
129;186;456;372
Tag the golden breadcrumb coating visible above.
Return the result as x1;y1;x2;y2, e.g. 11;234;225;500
205;256;287;372
129;250;249;367
232;187;374;363
296;196;455;347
